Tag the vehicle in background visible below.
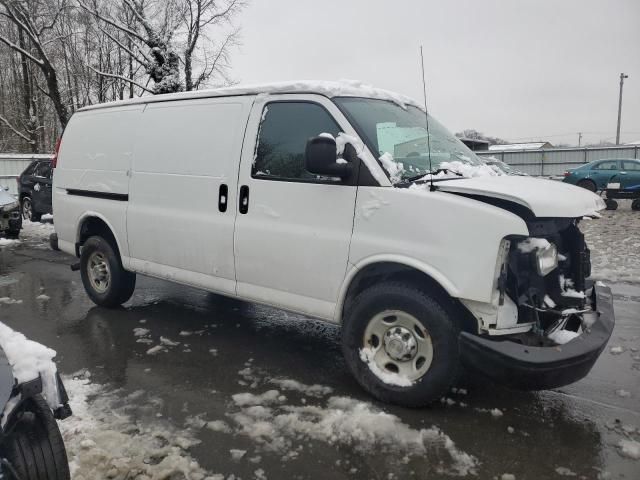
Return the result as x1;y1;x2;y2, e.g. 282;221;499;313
562;158;640;192
0;186;21;239
484;158;527;176
18;159;53;222
53;81;613;407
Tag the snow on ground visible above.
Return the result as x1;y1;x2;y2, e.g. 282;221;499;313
0;219;54;250
61;373;223;480
618;439;640;460
0;238;20;247
227;387;478;476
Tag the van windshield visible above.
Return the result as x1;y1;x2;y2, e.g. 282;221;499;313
333;97;483;182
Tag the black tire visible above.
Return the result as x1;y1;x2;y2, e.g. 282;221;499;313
632;199;640;211
80;235;136;307
5;229;20;239
341;282;459;407
605;199;618;210
2;395;70;480
577;179;597;192
21;196;41;222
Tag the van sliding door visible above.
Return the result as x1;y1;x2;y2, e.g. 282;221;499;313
127;97;251;295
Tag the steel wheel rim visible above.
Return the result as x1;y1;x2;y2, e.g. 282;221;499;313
88;252;110;294
363;310;434;382
22;199;31;219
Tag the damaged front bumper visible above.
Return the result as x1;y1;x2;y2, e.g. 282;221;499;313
459;283;614;390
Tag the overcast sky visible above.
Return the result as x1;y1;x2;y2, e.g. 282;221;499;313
231;0;640;146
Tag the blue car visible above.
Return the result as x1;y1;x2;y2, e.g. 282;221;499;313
563;158;640;192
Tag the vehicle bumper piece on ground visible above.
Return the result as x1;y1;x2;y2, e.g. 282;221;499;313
459;284;615;390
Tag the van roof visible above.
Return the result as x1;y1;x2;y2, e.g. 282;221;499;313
77;80;422;112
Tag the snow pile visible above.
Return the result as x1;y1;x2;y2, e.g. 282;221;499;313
0;238;20;247
133;327;150;337
19;219;55;247
232;390;284;407
359;347;412;387
268;378;333;397
0;297;22;305
555;466;577;476
0;322;60;410
617;439;640;460
229;391;478;476
61;375;223;479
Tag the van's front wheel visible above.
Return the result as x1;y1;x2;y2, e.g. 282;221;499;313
342;282;459;407
80;236;136;307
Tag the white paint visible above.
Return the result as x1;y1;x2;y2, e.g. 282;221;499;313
435;175;606;218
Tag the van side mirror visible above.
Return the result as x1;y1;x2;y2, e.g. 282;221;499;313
305;136;352;179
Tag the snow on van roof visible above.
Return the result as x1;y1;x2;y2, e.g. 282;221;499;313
78;80;422;112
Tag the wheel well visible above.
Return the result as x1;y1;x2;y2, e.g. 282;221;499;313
19;192;29;201
78;217;120;257
342;262;479;334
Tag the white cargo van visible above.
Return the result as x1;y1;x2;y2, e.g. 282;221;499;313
53;81;615;406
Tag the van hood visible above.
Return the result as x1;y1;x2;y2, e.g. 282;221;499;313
435;176;605;218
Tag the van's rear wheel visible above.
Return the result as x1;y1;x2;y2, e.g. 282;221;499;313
341;282;459;407
80;236;136;307
1;395;70;480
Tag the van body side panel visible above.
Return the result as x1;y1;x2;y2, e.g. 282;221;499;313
348;187;529;305
53;106;143;260
233;94;359;320
126;97;251;295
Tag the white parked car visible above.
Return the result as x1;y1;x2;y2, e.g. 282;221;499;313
52;81;614;406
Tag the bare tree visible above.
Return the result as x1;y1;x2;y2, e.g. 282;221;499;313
181;0;244;91
79;0;184;94
0;0;71;128
0;0;248;152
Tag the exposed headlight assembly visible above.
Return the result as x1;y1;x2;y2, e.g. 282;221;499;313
1;201;19;212
534;242;558;276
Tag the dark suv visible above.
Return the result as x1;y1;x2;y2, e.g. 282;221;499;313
18;159;53;221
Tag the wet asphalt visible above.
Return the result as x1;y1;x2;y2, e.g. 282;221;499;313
0;210;638;480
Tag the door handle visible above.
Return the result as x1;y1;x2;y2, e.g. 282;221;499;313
218;184;228;212
620;171;627;175
239;185;249;214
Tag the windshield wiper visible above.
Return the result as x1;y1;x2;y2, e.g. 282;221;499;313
398;168;464;185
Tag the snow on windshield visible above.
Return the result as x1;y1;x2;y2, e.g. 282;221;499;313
334;97;501;182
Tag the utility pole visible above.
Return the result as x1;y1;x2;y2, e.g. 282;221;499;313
578;132;582;147
616;73;629;145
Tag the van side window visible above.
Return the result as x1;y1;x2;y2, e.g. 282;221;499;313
253;102;341;181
